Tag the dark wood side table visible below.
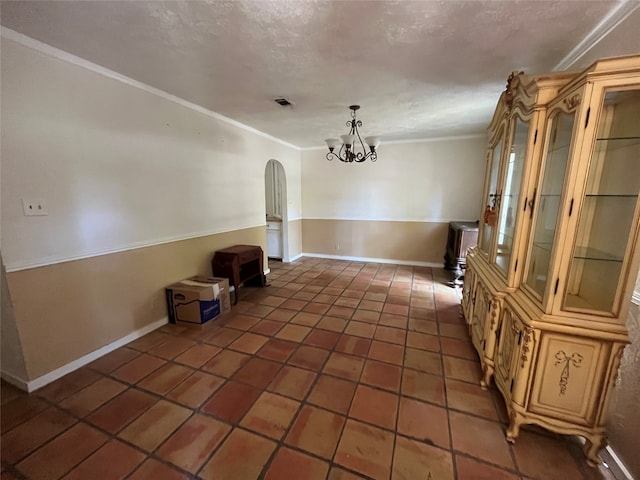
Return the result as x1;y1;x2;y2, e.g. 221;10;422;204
211;245;265;304
444;221;479;286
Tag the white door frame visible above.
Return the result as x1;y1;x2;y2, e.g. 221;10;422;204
265;159;289;262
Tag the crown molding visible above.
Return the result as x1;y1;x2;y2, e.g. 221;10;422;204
0;27;300;151
554;0;640;71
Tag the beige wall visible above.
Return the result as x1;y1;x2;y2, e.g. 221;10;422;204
5;226;265;380
1;257;28;381
300;137;485;262
287;219;303;261
302;138;486;223
606;274;640;477
1;34;302;385
302;219;448;265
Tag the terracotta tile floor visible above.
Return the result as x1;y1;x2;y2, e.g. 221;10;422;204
1;258;617;479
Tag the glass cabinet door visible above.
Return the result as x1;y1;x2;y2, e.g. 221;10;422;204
495;117;529;275
479;131;504;255
563;88;640;314
525;110;576;298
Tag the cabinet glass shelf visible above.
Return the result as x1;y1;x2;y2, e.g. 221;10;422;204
595;136;640;141
533;243;623;262
531;242;553;252
547;145;570;152
572;246;623;262
495;254;510;272
584;194;638;197
562;88;640;314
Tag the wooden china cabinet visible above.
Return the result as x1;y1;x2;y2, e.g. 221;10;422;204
462;55;640;465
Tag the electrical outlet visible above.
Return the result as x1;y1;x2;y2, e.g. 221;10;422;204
22;198;48;216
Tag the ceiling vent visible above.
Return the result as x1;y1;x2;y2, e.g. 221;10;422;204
274;98;292;107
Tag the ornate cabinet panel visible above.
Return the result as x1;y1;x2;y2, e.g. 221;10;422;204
528;333;607;424
470;279;490;345
466;253;507;388
500;301;627;464
493;304;524;403
470;280;490;360
461;260;477;323
462;55;640;466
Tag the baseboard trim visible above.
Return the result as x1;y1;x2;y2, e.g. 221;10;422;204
632;290;640;306
1;370;29;391
288;253;304;262
300;253;442;268
574;436;635;480
602;445;635;480
1;317;168;392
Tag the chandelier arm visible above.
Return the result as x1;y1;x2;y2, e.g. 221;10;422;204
326;151;351;162
353;151;373;163
335;143;350;163
339;142;347;159
354;128;367;157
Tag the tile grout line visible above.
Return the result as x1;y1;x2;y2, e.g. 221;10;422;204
198;259;369;479
16;264;441;478
3;258;587;480
432;266;459;480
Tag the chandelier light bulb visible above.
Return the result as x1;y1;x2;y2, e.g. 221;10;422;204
340;134;355;147
365;136;381;149
324;138;340;152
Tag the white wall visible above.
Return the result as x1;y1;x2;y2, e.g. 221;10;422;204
1;34;302;272
301;137;486;222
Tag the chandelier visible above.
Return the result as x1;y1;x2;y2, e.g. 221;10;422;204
324;105;380;163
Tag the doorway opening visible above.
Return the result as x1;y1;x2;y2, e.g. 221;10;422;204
265;159;289;262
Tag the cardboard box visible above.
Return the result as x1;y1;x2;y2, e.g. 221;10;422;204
165;276;231;325
188;276;231;315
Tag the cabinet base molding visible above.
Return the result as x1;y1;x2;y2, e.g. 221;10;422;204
504;403;606;466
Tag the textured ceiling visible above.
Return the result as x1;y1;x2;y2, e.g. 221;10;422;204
1;0;639;148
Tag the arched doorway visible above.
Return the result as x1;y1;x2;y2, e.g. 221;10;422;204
265;160;289;262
